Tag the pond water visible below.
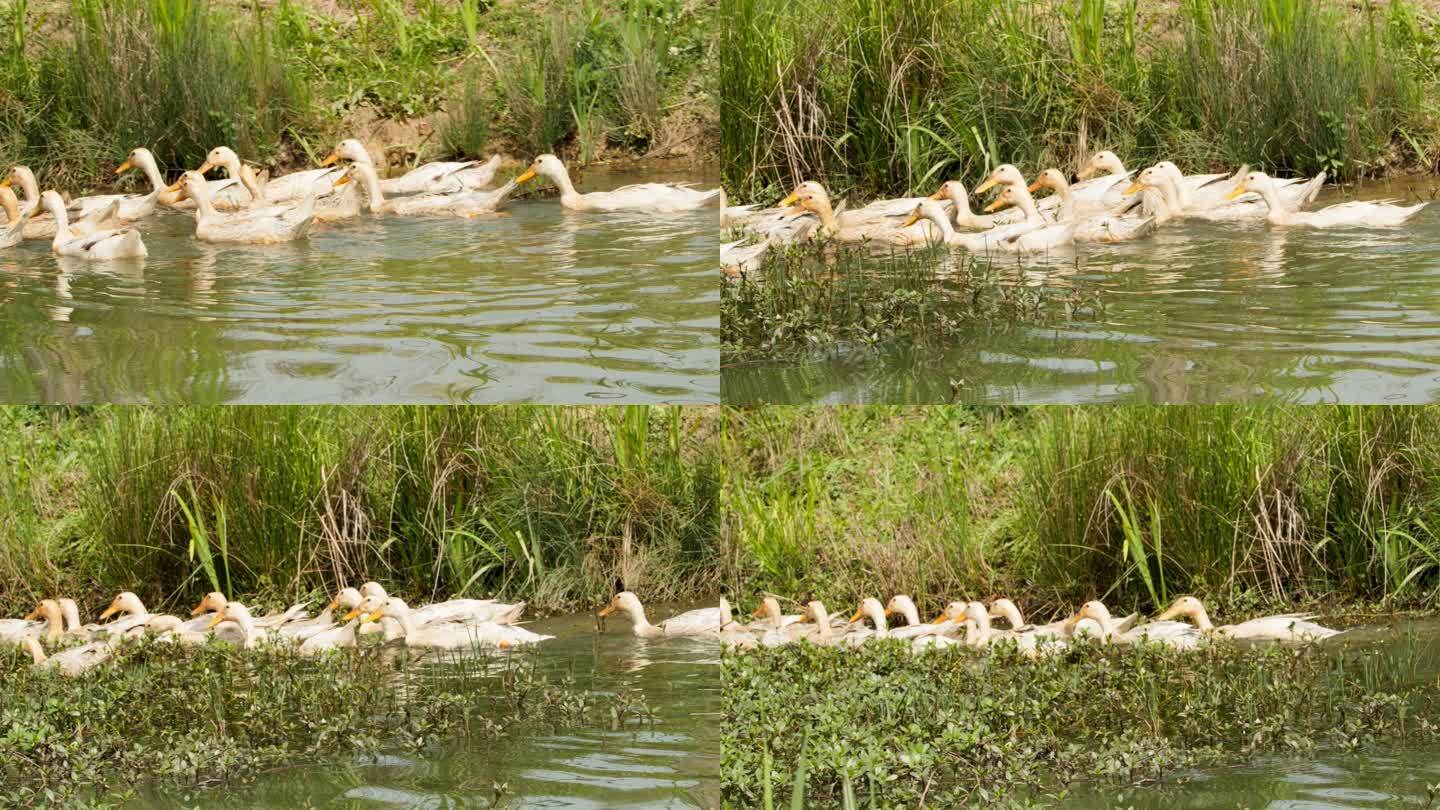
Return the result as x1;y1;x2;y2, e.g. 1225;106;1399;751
125;607;720;809
1065;615;1440;809
724;178;1440;405
0;165;718;404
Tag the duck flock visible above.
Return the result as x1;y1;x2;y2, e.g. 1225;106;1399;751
0;143;720;259
720;150;1430;275
721;594;1341;656
0;588;724;677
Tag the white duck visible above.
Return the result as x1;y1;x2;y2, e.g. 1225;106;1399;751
1072;600;1202;649
352;582;522;626
56;598;100;640
904;196;1076;254
960;601;1066;657
8;599;65;644
884;594;962;640
21;634;115;676
190;591;308;629
39;191;146;260
785;185;944;246
335;161;519;217
928;179;1022;230
1227;171;1425;228
0;185;30;248
81;147;167;221
324;139;502;195
361;597;552;649
516;154;719;212
3;166;128;240
171;170;316;243
987;598;1071;638
1068;150;1139;211
197;146;337;204
1028;168;1157;243
1155;596;1340;641
206;602;278;648
598;591;721;639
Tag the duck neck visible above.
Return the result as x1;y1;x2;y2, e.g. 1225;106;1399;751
1051;181;1076;222
357;164;386;212
140;157;166;194
867;607;888;633
947;188;976;219
897;600;921;627
1254;180;1287;221
1153;176;1183;219
1168;171;1193;210
1190;604;1215;632
545;166;580;203
23;636;47;666
999;603;1025;628
967;612;992;646
626;602;657;635
60;603;83;634
44;610;64;644
46;203;70;248
396;606;419;639
191;186;218;220
1007;182;1043;223
238;166;265;205
18;169;39;207
922;206;958;241
811;608;832;639
811;196;841;233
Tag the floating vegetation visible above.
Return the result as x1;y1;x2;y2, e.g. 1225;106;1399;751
721;637;1440;807
721;243;1103;364
0;637;639;805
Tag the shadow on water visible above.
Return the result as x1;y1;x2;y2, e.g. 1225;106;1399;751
126;607;720;809
725;178;1440;405
0;167;719;404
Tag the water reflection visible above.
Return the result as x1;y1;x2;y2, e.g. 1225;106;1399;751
0;166;718;403
727;178;1440;404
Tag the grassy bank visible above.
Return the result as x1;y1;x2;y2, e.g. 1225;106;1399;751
721;244;1103;364
0;0;717;193
0;638;643;806
723;638;1440;806
722;406;1440;619
721;0;1440;204
0;405;719;616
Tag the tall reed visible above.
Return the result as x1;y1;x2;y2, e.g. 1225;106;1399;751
722;0;1436;202
0;406;719;614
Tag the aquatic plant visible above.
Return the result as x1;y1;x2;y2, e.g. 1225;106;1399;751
721;243;1103;365
721;0;1438;203
722;637;1440;805
0;636;638;805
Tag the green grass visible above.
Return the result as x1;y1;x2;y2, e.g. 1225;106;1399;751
0;0;716;196
722;406;1440;620
723;636;1440;806
0;637;642;806
0;405;719;616
720;0;1440;204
